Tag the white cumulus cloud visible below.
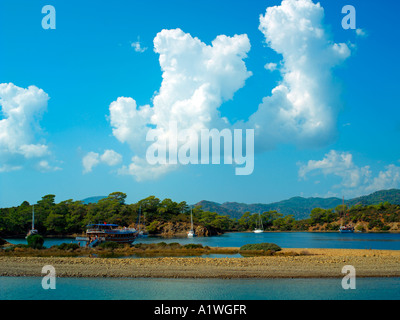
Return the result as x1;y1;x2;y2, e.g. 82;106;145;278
299;150;400;196
36;160;62;172
99;0;353;181
118;155;175;182
264;62;278;71
109;28;252;180
131;37;147;53
356;28;367;38
82;152;100;173
83;149;122;173
239;0;351;151
100;149;123;166
0;82;58;172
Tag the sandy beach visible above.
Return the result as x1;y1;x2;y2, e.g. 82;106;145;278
0;248;399;278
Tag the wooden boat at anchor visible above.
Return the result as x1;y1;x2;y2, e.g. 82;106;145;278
76;223;137;247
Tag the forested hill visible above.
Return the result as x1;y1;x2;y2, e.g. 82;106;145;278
81;196;107;204
346;189;400;207
196;189;400;220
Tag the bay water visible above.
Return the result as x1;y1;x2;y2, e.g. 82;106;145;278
1;277;399;300
3;232;399;300
6;231;400;250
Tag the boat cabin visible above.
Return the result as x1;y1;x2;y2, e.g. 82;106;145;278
86;223;137;245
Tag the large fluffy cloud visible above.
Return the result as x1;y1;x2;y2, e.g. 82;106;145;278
0;82;57;172
109;28;252;180
241;0;351;150
93;0;353;181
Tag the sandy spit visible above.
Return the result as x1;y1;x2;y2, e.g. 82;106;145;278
0;248;399;279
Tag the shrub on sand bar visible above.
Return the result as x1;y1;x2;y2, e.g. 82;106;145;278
26;234;44;249
98;241;123;249
57;243;80;251
240;243;281;252
183;243;203;249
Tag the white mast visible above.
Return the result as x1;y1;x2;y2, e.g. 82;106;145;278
32;205;35;230
138;206;141;233
188;206;195;237
254;212;264;233
190;207;193;231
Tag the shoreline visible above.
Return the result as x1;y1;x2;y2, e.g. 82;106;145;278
1;248;399;279
3;229;400;241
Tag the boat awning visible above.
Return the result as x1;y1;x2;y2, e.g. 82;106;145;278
87;223;119;227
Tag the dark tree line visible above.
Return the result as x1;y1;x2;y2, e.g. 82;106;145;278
1;192;399;237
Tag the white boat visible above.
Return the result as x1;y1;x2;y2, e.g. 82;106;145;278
253;212;264;233
26;205;38;238
188;207;196;238
187;230;195;237
138;230;148;237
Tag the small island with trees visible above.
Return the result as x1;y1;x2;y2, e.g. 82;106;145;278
0;191;399;240
0;191;399;279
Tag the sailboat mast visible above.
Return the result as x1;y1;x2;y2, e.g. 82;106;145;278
138;206;141;233
342;196;345;218
340;196;344;226
32;205;35;230
191;207;193;231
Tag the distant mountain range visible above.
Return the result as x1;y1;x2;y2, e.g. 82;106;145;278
196;189;400;220
80;196;107;204
80;189;400;220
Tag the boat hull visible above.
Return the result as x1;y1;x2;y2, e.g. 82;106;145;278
25;229;39;239
339;229;354;233
84;224;137;246
104;236;136;244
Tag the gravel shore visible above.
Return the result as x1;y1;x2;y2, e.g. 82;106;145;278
1;248;399;279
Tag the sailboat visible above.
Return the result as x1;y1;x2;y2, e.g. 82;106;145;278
253;212;264;233
137;206;148;238
26;205;38;238
188;207;196;238
339;196;354;233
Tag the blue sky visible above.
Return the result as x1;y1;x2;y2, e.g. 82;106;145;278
1;0;400;207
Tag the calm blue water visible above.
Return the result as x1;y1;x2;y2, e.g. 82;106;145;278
6;232;400;250
0;277;399;300
3;233;400;300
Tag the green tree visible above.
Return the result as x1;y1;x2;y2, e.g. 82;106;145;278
237;212;251;230
107;192;127;204
27;234;44;249
273;215;295;230
44;213;66;234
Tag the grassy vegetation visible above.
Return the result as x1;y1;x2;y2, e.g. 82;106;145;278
239;243;282;256
0;241;210;258
0;241;315;259
26;234;44;249
240;243;282;252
